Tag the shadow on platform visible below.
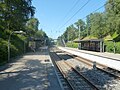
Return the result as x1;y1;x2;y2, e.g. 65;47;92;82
0;60;48;90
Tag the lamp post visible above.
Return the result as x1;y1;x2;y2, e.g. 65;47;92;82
8;31;25;62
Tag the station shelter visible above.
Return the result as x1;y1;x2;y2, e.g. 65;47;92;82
74;39;104;52
29;37;45;50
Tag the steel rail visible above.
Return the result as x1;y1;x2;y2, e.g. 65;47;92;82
49;52;73;90
53;50;99;90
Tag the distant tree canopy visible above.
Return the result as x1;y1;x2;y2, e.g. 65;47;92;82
26;18;39;36
35;29;48;39
59;0;120;41
0;0;48;39
106;0;120;35
89;13;108;39
0;0;35;33
62;25;77;42
0;0;49;63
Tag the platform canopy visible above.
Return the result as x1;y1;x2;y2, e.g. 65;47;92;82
73;39;104;52
73;39;103;43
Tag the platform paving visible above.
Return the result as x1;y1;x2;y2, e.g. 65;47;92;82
64;47;120;60
58;47;120;71
0;48;62;90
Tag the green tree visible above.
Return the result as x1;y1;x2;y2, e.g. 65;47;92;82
74;19;86;39
35;29;47;39
106;0;120;35
75;19;85;31
89;13;108;39
0;0;36;63
62;25;77;42
26;18;39;36
0;0;35;32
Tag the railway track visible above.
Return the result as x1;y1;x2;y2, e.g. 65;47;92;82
50;51;73;90
55;47;120;78
63;47;120;78
65;53;120;79
57;60;98;90
50;48;98;90
50;47;120;90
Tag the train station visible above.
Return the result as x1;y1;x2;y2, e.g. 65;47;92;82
1;0;120;90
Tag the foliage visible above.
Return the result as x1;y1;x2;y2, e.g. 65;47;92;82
0;39;8;64
58;0;120;54
105;41;120;53
74;19;86;31
106;0;120;35
105;41;114;53
74;19;86;39
0;35;25;64
115;42;120;53
89;13;108;39
34;29;49;46
35;29;47;39
86;15;91;36
0;0;36;64
26;18;39;36
0;0;35;32
62;25;77;42
66;42;78;48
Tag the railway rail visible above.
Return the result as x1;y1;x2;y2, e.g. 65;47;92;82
50;48;98;90
50;47;120;90
65;53;120;79
56;47;120;79
50;51;73;90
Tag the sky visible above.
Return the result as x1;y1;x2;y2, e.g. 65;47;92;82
32;0;107;39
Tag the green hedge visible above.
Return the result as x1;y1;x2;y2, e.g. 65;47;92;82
0;35;25;65
66;41;120;54
0;39;8;64
66;42;78;48
115;42;120;53
105;41;114;53
105;41;120;53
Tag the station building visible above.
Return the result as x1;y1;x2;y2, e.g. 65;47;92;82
74;39;105;52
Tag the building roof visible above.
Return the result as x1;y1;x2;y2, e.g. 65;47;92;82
74;39;103;43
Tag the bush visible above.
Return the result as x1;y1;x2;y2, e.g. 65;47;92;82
105;41;120;54
115;42;120;53
105;41;114;53
66;42;78;48
0;35;25;65
0;39;8;64
11;35;24;55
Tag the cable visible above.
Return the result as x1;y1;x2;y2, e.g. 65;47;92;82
57;0;91;31
81;3;107;20
62;0;80;21
54;0;81;32
56;1;108;38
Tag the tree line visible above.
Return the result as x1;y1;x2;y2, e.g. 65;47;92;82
59;0;120;42
0;0;48;64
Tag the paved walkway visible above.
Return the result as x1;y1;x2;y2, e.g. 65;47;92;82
0;48;61;90
64;47;120;60
58;47;120;71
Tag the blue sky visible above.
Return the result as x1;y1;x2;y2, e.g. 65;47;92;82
32;0;107;39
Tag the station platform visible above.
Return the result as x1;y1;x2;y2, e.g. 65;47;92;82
0;47;62;90
58;46;120;71
65;47;120;61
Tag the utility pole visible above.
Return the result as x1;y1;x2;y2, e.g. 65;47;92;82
79;25;80;41
78;25;80;40
67;32;69;42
